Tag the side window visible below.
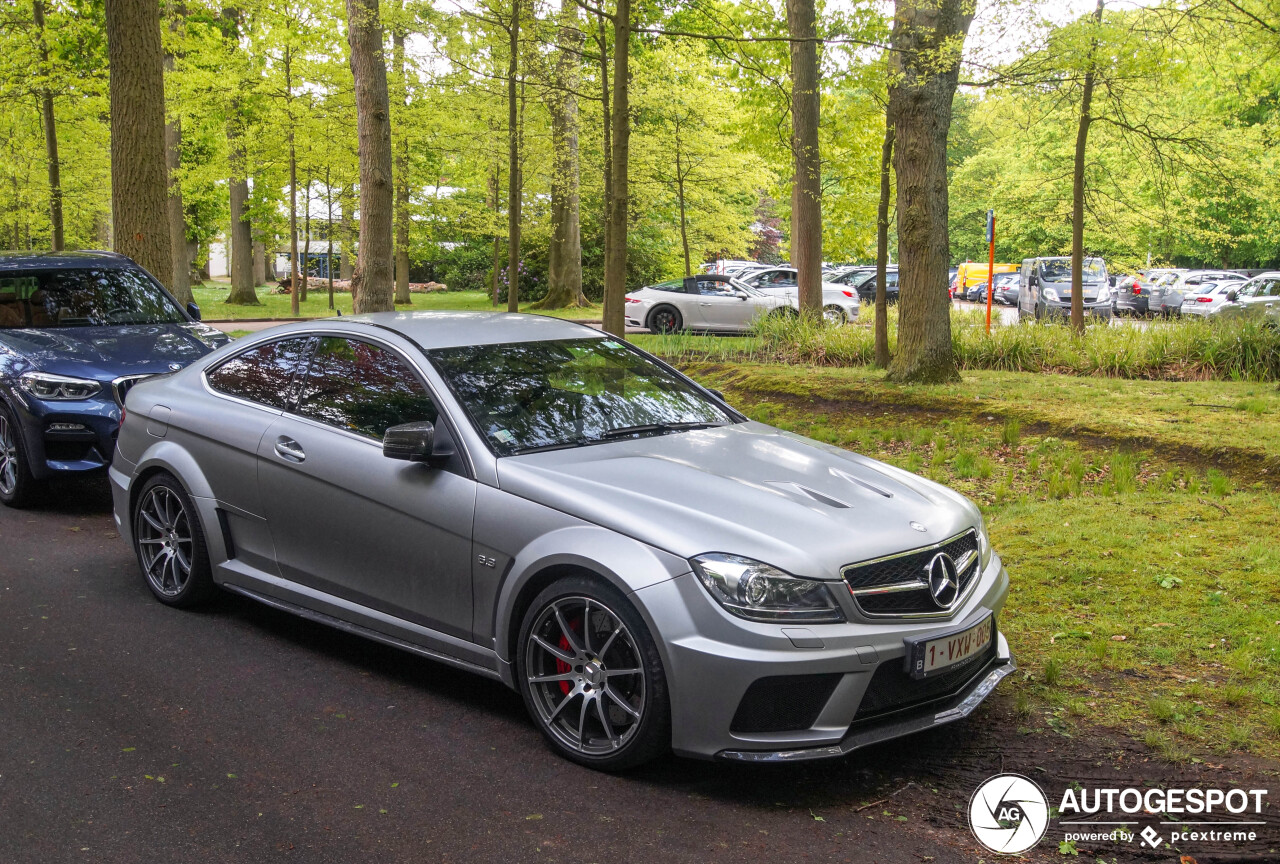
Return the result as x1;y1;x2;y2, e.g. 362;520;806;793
295;337;437;440
206;338;311;409
696;279;736;297
887;272;900;288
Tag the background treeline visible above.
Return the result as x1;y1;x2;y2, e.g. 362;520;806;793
1;0;1277;303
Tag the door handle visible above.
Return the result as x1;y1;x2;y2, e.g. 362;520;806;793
274;436;305;463
699;302;712;307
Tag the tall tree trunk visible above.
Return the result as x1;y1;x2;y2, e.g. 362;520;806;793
339;184;355;280
1071;0;1105;334
346;0;395;313
227;175;256;303
874;122;894;368
105;0;173;286
301;176;311;301
885;0;973;384
289;137;299;315
489;160;501;306
162;12;191;303
326;167;335;310
252;238;266;286
676;140;691;277
601;0;630;337
392;20;411;305
597;20;612;286
506;0;521;313
33;0;64;251
787;0;822;316
534;0;586;309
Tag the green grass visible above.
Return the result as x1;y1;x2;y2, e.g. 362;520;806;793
192;284;602;322
672;360;1280;759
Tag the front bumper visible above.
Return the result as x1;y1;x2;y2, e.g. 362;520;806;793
4;386;120;479
633;553;1012;761
1044;299;1111;316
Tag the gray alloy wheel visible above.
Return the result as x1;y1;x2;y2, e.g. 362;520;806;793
132;473;214;607
647;306;682;334
518;578;670;770
0;404;36;508
822;305;847;325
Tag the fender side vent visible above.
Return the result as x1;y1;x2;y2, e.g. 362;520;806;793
215;508;236;560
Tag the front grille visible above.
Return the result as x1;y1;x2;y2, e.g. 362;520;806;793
111;374;153;408
843;530;980;617
730;673;842;734
853;632;997;722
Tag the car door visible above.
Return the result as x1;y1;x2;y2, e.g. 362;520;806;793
257;334;477;640
1244;277;1280;318
691;278;759;331
197;336;314;574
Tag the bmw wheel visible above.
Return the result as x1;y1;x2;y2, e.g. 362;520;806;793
517;576;670;770
0;403;37;508
647;306;682;334
132;472;214;607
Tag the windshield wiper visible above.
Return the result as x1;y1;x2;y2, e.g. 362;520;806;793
601;421;725;440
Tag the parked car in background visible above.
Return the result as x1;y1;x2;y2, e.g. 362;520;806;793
0;251;228;507
992;271;1021;306
625;274;789;333
964;280;987;303
736;267;861;323
1179;279;1247;318
1111;268;1181;317
1217;272;1280;322
832;266;899;304
1018;256;1113;321
1148;269;1241;317
111;311;1012;769
955;262;1018;292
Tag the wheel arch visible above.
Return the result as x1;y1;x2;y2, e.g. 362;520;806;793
126;442;222;560
646;303;682;332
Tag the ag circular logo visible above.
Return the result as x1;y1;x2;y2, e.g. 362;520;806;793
968;773;1050;854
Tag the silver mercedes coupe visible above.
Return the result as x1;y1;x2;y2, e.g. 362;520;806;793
110;312;1013;770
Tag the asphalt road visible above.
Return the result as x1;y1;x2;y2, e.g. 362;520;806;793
3;478;1262;863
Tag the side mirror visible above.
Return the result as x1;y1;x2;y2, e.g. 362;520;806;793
1227;290;1239;303
383;421;435;463
707;388;726;401
186;302;202;321
737;292;749;301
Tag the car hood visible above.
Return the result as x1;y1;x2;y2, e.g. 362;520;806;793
497;422;980;579
0;323;226;381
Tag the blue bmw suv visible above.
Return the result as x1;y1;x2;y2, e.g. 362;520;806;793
0;251;230;506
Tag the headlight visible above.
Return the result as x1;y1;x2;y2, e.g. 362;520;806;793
20;372;101;401
1097;287;1111;302
691;554;845;623
976;516;993;570
1042;287;1060;302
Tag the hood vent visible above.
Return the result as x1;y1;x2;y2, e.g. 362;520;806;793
829;467;893;499
767;481;850;509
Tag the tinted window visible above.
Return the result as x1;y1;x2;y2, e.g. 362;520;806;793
429;338;733;456
295;337;436;440
207;338;311;409
0;267;185;329
649;279;686;293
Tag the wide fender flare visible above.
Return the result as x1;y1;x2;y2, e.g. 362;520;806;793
493;525;688;665
125;441;228;559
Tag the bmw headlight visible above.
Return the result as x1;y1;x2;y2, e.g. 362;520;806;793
20;372;101;401
691;554;845;623
1042;288;1060;302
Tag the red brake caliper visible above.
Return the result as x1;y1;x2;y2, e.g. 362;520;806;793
555;616;580;695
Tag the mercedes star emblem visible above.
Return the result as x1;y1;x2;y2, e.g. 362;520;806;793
926;552;960;609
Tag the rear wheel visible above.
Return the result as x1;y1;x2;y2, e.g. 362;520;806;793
822;305;847;325
132;472;215;607
517;576;670;771
0;402;38;508
647;306;682;334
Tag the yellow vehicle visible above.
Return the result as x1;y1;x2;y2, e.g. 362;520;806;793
954;261;1018;290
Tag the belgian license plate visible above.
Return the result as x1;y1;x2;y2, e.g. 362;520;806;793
905;614;994;680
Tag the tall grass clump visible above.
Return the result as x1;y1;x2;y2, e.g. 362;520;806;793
749;312;1280;382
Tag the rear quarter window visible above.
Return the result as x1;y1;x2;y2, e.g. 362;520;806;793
205;337;312;410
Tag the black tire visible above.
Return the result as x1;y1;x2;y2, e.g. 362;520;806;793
516;575;670;771
131;471;215;608
822;305;847;325
0;401;38;508
647;305;683;334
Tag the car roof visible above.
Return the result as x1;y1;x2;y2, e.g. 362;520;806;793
309;310;607;350
0;250;134;271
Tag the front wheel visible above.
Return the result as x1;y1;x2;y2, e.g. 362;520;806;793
0;403;38;508
647;306;683;334
517;576;670;771
132;472;215;607
822;305;847;325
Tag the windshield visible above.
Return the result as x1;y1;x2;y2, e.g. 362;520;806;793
429;338;736;456
1039;258;1105;284
0;268;185;328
